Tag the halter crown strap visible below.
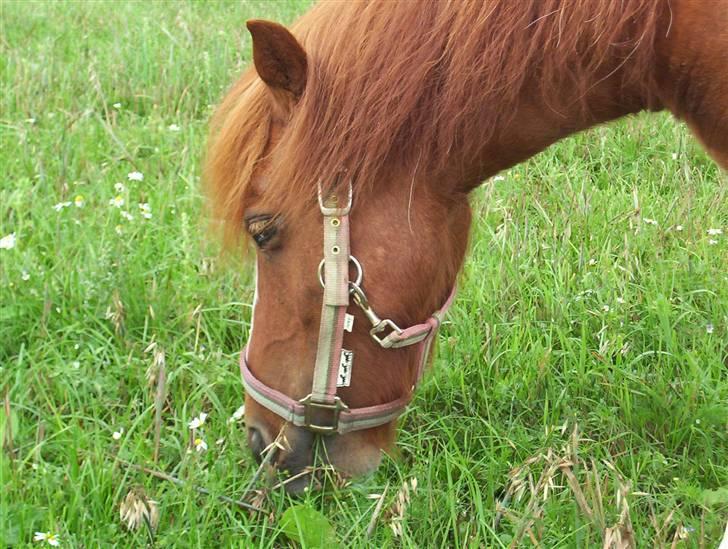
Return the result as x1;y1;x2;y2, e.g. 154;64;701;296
309;187;351;405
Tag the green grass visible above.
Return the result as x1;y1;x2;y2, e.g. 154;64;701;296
1;1;726;547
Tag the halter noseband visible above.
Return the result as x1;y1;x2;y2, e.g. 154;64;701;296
240;182;456;435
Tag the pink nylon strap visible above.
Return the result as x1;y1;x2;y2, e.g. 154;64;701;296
379;286;456;349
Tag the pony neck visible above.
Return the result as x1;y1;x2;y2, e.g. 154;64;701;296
453;74;661;192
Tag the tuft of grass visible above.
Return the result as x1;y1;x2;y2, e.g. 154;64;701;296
1;1;726;546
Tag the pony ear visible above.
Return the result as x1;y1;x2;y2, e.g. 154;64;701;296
246;19;307;112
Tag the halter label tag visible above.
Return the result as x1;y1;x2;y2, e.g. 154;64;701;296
344;313;355;332
337;349;354;387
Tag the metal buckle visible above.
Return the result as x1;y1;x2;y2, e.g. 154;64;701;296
317;180;353;216
369;318;403;347
299;394;349;434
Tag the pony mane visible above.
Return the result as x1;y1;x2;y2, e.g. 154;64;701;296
205;72;271;244
205;0;664;239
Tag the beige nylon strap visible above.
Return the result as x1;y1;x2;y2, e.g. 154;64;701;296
311;190;351;403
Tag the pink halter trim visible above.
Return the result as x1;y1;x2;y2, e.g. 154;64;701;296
241;349;411;433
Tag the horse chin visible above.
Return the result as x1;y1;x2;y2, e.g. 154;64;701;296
271;429;388;494
323;433;384;478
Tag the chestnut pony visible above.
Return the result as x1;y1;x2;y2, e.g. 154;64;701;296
206;0;727;490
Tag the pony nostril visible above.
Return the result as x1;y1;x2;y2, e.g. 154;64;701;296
247;427;266;463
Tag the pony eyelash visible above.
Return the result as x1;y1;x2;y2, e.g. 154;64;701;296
246;215;278;248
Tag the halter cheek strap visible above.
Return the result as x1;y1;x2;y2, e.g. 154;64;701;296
240;182;456;435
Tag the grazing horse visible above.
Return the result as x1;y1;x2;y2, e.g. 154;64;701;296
205;0;727;491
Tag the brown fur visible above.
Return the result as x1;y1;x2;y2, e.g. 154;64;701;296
205;0;728;484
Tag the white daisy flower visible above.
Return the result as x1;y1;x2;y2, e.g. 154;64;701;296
671;153;678;160
115;225;123;235
675;225;684;232
112;428;124;440
138;203;152;219
120;211;134;221
709;239;718;245
602;304;610;312
109;195;124;208
228;405;245;423
114;182;126;193
588;258;597;266
53;202;71;212
194;437;208;452
707;228;723;236
112;102;122;109
188;412;208;430
33;532;60;546
74;195;85;208
0;233;16;249
127;171;144;182
706;324;714;334
643;217;658;226
168;124;181;132
21;270;30;281
616;297;625;305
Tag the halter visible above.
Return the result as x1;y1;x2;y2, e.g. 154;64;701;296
240;182;456;435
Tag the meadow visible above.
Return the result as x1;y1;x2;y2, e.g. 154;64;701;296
1;1;726;547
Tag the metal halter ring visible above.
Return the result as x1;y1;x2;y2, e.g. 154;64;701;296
318;255;363;290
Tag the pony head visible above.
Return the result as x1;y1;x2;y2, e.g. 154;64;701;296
206;18;470;491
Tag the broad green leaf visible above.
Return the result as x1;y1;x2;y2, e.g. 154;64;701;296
702;487;728;507
280;504;339;548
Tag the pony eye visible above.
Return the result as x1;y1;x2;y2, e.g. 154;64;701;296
246;216;278;248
